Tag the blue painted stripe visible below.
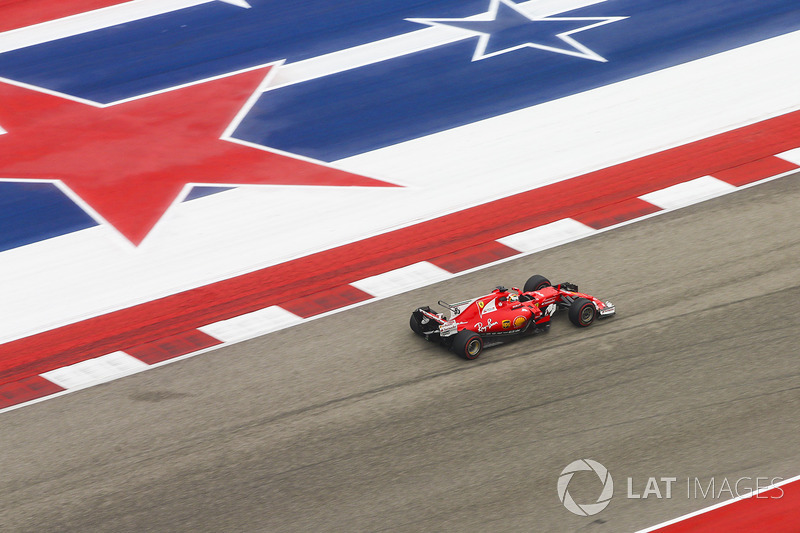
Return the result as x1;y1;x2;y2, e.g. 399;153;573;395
0;183;98;252
0;184;235;252
0;0;488;103
183;186;234;201
232;0;800;161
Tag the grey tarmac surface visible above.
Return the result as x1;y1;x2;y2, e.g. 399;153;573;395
1;173;799;532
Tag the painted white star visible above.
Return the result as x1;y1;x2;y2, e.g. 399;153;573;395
407;0;627;62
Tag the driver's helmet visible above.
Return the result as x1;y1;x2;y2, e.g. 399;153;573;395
507;293;519;302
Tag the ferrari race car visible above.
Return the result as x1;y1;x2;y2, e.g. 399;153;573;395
409;274;615;360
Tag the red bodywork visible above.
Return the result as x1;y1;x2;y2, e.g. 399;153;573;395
420;285;614;337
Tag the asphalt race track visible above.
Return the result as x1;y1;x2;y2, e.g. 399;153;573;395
1;173;798;532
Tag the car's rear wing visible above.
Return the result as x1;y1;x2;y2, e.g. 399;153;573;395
418;307;446;324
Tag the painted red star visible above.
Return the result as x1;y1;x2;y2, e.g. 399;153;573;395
0;66;396;245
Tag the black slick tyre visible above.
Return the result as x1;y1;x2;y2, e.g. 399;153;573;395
451;330;483;360
524;274;551;292
569;298;596;327
410;313;424;335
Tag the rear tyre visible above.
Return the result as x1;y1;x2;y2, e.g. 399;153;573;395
524;274;551;293
569;298;596;327
451;330;483;360
409;313;424;335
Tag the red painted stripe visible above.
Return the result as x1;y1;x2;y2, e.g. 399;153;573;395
650;479;800;532
0;375;64;409
126;330;222;365
1;110;800;385
0;0;128;33
573;197;661;229
429;240;520;273
280;285;373;319
711;156;799;187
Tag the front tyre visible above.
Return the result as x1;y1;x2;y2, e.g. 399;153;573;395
451;330;483;360
524;274;551;292
569;298;597;327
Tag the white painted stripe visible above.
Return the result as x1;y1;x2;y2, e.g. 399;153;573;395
775;147;800;166
351;262;452;298
198;306;303;344
0;0;249;55
40;351;148;390
266;0;607;90
497;219;595;253
635;473;800;533
639;176;737;211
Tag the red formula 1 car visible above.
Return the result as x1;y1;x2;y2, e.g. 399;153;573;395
409;274;615;360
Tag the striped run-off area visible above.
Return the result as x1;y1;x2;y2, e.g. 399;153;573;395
3;140;799;412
